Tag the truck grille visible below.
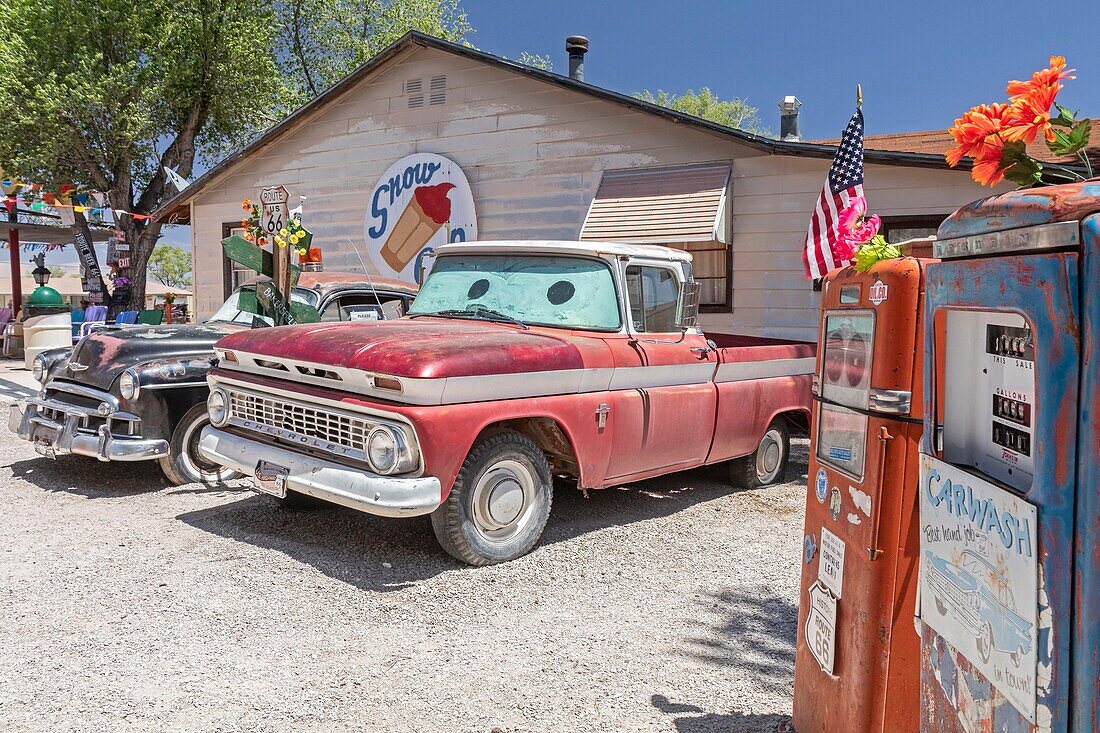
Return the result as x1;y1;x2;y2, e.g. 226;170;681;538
227;390;369;453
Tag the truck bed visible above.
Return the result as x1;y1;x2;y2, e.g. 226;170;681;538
705;332;818;362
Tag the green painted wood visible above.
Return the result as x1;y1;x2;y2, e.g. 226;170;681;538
220;235;302;285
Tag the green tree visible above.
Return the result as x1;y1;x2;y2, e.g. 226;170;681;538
148;243;193;288
48;265;66;279
281;0;471;100
633;88;772;137
517;51;553;72
0;0;472;310
0;0;283;310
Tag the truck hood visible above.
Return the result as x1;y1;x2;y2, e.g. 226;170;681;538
214;319;587;379
57;323;245;392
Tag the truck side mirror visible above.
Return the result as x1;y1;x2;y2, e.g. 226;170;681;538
679;280;701;330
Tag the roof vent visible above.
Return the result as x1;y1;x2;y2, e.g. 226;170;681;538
566;36;589;81
779;96;802;142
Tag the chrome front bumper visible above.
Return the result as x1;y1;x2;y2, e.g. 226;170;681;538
197;426;442;517
9;398;169;462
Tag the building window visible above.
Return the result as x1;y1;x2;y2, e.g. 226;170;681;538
222;223;257;298
580;163;732;312
881;215;946;244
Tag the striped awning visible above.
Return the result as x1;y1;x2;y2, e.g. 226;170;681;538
580;163;730;244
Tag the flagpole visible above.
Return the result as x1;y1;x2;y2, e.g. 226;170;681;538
857;84;863;110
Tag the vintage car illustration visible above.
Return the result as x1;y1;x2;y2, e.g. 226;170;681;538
197;241;816;565
10;272;417;485
925;549;1033;665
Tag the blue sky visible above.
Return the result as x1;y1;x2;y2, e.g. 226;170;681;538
464;0;1100;140
84;1;1100;263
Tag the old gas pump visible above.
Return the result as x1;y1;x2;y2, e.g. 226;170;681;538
794;248;934;733
918;181;1100;733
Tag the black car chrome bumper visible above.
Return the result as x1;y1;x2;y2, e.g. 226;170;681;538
8;383;168;462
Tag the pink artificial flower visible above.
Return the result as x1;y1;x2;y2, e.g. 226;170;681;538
833;196;882;262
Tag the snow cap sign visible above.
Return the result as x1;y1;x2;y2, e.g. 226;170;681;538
365;153;477;283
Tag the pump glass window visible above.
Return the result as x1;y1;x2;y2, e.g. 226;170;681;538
816;311;875;478
940;310;1035;492
625;265;681;332
410;254;621;331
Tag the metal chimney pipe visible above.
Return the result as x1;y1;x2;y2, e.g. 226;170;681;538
566;36;589;81
779;96;802;141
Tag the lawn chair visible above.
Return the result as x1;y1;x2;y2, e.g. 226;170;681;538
115;310;139;325
136;309;164;325
78;305;108;340
71;308;85;340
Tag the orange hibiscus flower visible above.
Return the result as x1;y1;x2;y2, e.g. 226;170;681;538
241;198;252;211
1006;55;1074;99
1002;84;1060;144
946;103;1012;167
971;137;1008;187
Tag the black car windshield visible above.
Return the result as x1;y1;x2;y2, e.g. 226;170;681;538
408;254;621;330
209;286;320;326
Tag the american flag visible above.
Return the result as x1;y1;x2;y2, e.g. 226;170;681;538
803;109;865;279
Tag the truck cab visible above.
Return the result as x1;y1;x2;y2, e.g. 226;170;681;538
198;241;815;564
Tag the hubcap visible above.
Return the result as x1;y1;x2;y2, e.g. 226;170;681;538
756;429;784;483
471;459;536;542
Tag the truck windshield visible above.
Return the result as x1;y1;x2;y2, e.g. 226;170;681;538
209;286;320;326
409;254;622;330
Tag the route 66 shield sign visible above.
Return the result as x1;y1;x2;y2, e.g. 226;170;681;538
260;185;290;237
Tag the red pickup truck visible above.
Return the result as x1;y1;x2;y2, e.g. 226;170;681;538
197;242;814;564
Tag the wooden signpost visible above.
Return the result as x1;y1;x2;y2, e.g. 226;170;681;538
220;227;317;326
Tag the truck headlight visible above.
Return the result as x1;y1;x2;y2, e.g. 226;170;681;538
207;389;229;427
31;354;47;384
366;427;399;474
120;369;140;400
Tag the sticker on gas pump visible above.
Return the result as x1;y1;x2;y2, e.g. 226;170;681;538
806;581;837;675
815;469;828;503
818;526;845;598
868;280;888;305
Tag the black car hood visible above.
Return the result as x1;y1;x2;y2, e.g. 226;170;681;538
57;323;245;392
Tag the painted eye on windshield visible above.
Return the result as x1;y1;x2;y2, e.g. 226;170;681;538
467;279;490;299
546;280;575;305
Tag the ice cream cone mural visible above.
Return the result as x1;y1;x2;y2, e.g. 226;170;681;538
380;182;455;272
365;154;477;283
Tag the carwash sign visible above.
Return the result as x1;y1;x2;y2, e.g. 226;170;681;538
918;453;1039;722
364;153;476;283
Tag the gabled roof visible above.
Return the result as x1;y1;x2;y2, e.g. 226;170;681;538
154;31;970;223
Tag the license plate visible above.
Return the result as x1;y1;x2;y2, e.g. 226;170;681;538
254;461;289;498
33;437;56;459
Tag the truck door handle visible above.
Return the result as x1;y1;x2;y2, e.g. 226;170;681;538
690;347;711;359
867;426;895;561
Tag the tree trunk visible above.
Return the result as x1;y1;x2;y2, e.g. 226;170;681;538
112;216;163;313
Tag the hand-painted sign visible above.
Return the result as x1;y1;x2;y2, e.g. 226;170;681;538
221;235;301;287
72;215;106;300
364;153;476;284
919;453;1038;721
806;581;837;675
260;185;290;238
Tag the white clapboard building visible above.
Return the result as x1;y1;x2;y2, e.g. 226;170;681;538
156;32;997;340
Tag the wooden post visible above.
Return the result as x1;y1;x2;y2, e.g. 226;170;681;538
8;226;21;314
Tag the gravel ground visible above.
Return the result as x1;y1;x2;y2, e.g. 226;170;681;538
0;362;808;733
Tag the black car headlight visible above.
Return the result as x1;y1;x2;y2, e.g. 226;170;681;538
119;368;140;400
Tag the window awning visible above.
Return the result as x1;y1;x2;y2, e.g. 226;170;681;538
580;163;730;244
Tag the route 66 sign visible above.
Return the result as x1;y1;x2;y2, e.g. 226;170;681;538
806;581;837;675
260;185;290;236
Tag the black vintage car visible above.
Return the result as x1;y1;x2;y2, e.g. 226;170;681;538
10;272;418;484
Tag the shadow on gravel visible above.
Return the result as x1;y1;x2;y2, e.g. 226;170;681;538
176;494;445;591
651;695;791;733
173;439;811;592
685;586;797;677
7;455;168;498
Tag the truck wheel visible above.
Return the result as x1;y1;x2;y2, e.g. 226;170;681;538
158;403;241;486
728;418;790;489
430;430;553;566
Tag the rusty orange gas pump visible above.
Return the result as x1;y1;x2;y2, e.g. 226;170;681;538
793;250;935;733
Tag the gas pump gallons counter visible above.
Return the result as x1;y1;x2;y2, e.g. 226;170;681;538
918;182;1099;733
794;255;933;733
